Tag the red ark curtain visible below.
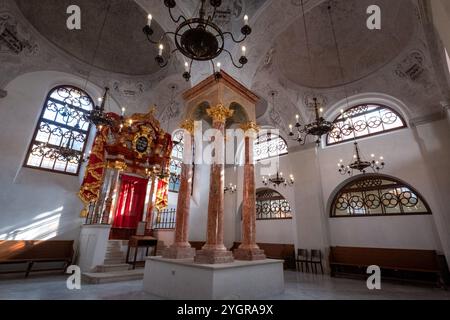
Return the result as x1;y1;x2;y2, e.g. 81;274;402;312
113;175;148;229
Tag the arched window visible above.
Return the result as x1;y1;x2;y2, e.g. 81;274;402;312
24;86;93;175
327;104;406;146
331;175;432;218
254;132;288;161
169;130;184;193
256;189;292;220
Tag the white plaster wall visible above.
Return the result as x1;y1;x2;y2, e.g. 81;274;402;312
255;220;294;244
0;71;119;242
319;126;444;252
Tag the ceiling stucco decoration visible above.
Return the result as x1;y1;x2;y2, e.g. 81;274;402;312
14;0;170;76
393;49;436;93
303;93;327;110
275;0;418;89
112;80;147;100
0;11;38;56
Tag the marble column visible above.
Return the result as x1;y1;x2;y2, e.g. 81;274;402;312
234;122;266;260
164;120;196;259
101;168;120;224
195;105;235;264
145;175;157;230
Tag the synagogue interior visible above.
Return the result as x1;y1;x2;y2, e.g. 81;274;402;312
1;0;450;301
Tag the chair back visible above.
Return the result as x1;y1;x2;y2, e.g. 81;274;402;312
310;249;322;261
297;249;308;259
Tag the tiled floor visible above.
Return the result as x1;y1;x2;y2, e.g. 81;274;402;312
0;271;449;300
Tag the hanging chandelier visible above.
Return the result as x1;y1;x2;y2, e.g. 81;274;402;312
338;141;385;176
143;0;251;81
262;172;295;188
287;2;350;146
84;87;114;128
289;97;334;145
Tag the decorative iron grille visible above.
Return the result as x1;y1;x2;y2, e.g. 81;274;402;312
24;86;93;175
256;189;292;220
254;132;288;161
327;104;406;146
331;175;432;217
169;130;184;192
152;208;176;229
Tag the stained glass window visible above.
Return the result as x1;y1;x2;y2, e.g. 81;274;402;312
331;175;432;217
254;132;288;161
327;104;406;146
256;189;292;220
24;86;93;175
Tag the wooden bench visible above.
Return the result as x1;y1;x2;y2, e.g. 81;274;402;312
0;240;74;277
329;246;444;286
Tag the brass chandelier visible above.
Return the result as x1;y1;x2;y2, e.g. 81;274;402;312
288;2;349;146
262;172;295;188
338;141;386;176
143;0;252;81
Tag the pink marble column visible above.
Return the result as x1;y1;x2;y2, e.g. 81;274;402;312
195;105;234;264
234;122;266;260
145;175;157;230
163;120;196;259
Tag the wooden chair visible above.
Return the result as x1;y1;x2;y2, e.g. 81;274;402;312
310;249;324;274
296;249;310;272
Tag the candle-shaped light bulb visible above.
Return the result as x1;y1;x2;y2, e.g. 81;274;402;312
319;107;324;113
341;109;344;114
158;44;164;56
216;62;221;72
380;156;384;160
241;45;247;57
98;97;103;103
371;154;375;158
244;15;249;25
129;119;133;126
98;125;103;131
289;124;293;132
295;114;300;122
184;61;189;72
147;14;152;27
354;154;357;159
280;172;283;177
121;107;126;116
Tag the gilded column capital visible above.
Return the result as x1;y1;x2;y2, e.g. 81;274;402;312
240;121;260;133
180;119;195;134
206;104;234;123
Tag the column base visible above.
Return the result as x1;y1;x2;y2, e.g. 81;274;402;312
234;248;266;261
194;249;234;264
162;246;196;260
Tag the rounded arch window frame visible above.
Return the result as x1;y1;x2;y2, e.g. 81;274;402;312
255;187;293;220
323;93;409;147
23;84;95;176
254;129;289;162
328;173;432;218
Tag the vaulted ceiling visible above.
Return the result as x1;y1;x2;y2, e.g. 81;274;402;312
3;0;449;132
15;0;168;76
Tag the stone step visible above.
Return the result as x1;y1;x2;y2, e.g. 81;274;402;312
104;258;126;265
96;264;131;273
82;269;144;284
105;252;126;258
